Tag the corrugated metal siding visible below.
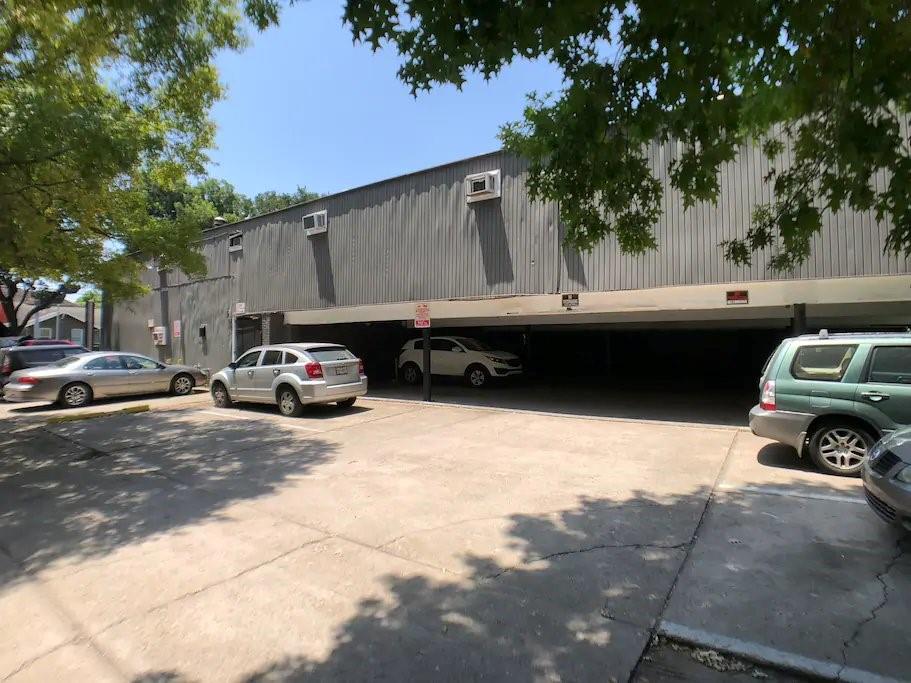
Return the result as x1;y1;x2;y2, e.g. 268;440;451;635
559;133;907;292
114;146;909;358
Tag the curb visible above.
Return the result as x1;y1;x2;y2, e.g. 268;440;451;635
658;621;902;683
46;404;151;424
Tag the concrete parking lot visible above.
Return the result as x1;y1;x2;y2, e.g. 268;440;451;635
0;396;906;681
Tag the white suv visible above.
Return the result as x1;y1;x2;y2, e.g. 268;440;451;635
397;336;522;388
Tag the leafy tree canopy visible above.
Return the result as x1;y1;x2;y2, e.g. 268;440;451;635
0;0;281;333
344;1;911;269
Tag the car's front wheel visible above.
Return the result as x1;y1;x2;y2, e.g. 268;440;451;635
808;423;875;476
59;382;92;409
211;381;232;408
171;373;195;396
465;364;490;388
277;385;304;417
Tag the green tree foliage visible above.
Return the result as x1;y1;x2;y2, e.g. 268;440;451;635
252;186;321;215
76;289;102;305
344;1;911;269
0;0;281;332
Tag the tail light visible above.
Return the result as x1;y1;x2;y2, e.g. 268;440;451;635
304;362;323;379
760;380;776;411
358;359;365;375
17;376;39;385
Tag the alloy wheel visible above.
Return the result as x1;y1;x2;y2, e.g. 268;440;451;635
174;376;193;394
213;386;228;405
818;428;867;470
64;385;88;406
280;391;296;415
469;368;486;387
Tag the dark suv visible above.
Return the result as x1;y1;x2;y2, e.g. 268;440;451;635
0;344;88;389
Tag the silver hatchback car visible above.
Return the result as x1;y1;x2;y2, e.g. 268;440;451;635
209;343;367;416
2;352;207;408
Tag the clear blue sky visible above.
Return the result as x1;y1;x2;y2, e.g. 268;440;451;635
206;1;563;197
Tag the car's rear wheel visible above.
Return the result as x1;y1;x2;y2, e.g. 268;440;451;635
336;397;356;408
211;381;232;408
277;386;304;417
171;373;195;396
808;423;874;476
59;382;92;409
465;364;489;388
401;362;422;385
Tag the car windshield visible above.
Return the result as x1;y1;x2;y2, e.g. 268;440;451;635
307;346;355;362
48;355;87;368
456;338;493;352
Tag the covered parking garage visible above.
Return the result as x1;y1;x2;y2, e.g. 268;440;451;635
112;149;911;425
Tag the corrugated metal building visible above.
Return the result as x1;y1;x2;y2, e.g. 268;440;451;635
112;147;911;377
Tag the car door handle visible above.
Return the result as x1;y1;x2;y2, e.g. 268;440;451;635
273;368;280;376
247;370;255;376
128;370;138;375
861;391;890;402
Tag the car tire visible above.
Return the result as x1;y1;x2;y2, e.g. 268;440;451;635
277;385;304;417
465;364;489;388
808;422;875;477
337;397;356;408
211;381;232;408
170;373;195;396
401;362;422;385
59;382;92;409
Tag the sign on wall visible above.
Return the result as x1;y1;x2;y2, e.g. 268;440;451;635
152;326;167;346
726;290;749;305
414;303;431;329
562;293;580;309
234;302;246;315
172;319;182;339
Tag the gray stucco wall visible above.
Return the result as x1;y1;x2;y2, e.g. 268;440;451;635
113;148;909;365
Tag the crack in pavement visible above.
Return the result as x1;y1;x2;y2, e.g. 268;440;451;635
483;540;688;581
836;535;907;680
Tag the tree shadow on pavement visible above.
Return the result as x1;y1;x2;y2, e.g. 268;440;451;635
128;481;905;682
0;410;336;586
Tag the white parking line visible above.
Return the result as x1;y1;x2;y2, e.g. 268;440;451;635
197;409;321;431
717;483;865;505
659;621;901;683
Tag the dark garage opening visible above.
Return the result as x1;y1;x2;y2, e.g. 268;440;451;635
285;321;788;426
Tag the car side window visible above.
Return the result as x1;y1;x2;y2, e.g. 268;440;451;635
235;351;261;368
430;338;454;351
123;356;158;370
85;355;124;370
791;345;857;382
282;351;300;365
413;339;423;350
261;350;283;366
867;346;911;384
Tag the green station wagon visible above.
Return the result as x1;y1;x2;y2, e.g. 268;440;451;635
749;332;911;476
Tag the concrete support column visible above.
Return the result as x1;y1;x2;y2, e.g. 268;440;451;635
792;303;807;336
261;314;272;345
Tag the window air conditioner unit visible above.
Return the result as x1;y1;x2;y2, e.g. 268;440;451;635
304;210;328;237
465;170;501;203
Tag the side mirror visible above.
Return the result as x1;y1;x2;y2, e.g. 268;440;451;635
228;361;238;370
157;364;166;370
453;347;464;353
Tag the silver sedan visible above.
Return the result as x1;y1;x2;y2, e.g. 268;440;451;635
1;352;207;408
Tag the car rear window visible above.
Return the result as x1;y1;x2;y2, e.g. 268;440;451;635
307;346;355;362
16;348;71;363
791;345;857;382
867;346;911;384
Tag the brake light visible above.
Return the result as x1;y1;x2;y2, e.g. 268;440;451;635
358;359;364;375
17;376;39;385
760;380;776;411
304;362;323;379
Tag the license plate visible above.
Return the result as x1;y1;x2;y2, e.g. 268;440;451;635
334;366;348;376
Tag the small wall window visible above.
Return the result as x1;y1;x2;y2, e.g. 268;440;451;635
38;327;53;339
791;345;857;382
303;210;328;237
228;233;243;253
